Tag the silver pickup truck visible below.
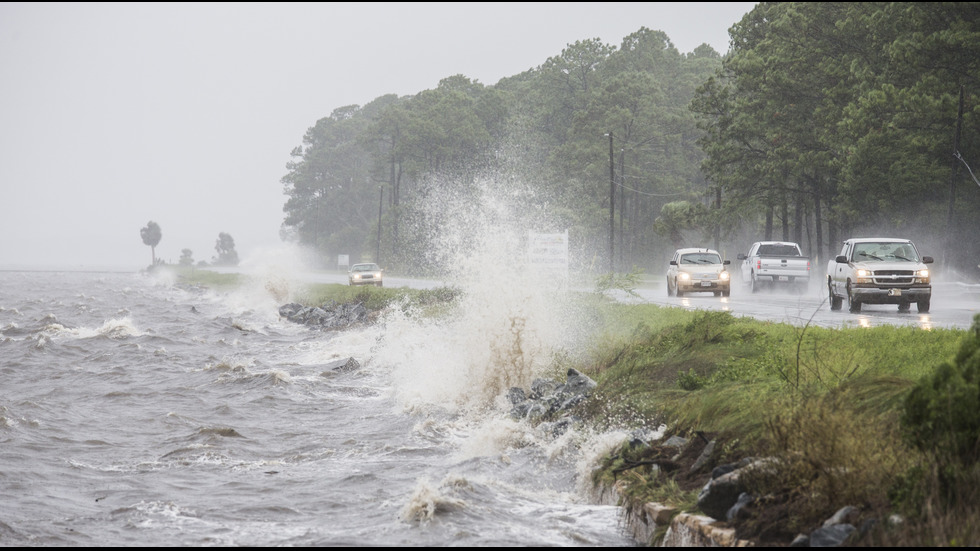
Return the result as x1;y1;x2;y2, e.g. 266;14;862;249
737;241;811;293
826;237;933;313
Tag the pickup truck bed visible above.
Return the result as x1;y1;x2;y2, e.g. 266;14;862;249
737;241;811;293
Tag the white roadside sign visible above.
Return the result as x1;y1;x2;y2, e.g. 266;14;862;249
527;230;569;277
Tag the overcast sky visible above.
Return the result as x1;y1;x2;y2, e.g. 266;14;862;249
0;2;757;270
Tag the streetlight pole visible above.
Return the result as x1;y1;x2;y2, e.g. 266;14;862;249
608;131;615;273
377;186;383;264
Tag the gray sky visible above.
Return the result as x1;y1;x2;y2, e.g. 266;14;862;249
0;2;757;270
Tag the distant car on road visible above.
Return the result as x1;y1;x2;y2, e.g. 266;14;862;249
348;263;383;287
667;248;732;297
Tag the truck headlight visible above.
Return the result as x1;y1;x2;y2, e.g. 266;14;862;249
917;269;929;278
678;272;691;281
856;269;870;277
719;271;730;281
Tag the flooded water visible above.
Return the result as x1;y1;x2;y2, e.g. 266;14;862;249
0;261;636;546
0;171;652;546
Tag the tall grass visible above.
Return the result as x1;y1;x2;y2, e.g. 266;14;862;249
579;303;971;544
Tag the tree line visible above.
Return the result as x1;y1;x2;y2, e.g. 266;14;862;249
139;221;239;268
280;2;980;278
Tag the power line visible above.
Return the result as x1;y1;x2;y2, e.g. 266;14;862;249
954;150;980;189
615;180;691;197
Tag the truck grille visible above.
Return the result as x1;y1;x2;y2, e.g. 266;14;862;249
871;270;915;285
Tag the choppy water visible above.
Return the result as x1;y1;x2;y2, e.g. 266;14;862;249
0;268;636;546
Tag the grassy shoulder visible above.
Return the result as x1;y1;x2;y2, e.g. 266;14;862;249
168;265;460;315
580;301;979;546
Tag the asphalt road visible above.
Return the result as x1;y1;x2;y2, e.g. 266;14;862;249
613;278;980;331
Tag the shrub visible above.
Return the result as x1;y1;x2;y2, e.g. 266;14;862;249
901;314;980;466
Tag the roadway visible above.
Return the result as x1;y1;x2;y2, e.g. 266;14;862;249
611;278;980;331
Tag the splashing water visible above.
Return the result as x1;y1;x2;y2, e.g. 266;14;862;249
0;172;640;545
375;172;583;414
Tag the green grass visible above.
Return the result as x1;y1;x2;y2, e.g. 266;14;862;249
575;300;977;545
170;265;461;315
166;265;245;289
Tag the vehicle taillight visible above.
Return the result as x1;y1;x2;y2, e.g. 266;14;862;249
757;259;761;270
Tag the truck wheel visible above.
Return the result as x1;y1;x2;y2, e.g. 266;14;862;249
722;289;731;298
750;273;760;293
898;302;911;313
667;280;674;296
676;282;684;297
847;284;861;313
917;298;930;313
829;282;842;311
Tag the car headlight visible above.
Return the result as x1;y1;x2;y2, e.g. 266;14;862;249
352;274;361;280
855;268;872;283
719;271;730;281
678;272;691;281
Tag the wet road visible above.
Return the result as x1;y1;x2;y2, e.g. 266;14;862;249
619;279;980;331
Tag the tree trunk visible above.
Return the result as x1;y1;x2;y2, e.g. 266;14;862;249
764;204;774;241
794;198;803;245
781;199;789;241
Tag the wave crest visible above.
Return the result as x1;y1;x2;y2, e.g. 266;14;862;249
399;476;469;523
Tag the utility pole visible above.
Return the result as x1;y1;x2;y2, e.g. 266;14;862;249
608;132;615;273
618;147;625;269
376;186;383;264
942;85;964;273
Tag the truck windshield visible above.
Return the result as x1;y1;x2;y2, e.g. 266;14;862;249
853;243;919;262
681;253;722;264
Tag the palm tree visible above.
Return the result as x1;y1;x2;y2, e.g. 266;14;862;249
140;221;162;265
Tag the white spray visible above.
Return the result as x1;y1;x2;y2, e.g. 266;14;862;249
372;171;578;415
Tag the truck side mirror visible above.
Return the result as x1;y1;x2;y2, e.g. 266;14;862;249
669;260;677;266
922;256;934;264
835;255;847;263
723;260;731;265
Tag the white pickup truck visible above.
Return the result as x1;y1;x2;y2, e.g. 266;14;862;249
826;237;933;313
736;241;811;293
